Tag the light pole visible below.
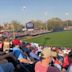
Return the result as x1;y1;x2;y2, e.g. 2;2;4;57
44;11;48;30
22;5;26;28
65;12;69;29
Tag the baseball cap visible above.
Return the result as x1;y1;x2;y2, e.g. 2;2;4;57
12;39;21;45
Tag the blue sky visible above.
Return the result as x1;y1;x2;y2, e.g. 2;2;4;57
0;0;72;25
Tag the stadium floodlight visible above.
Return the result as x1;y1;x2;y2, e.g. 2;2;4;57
44;11;48;30
22;6;26;9
65;12;69;16
65;12;69;29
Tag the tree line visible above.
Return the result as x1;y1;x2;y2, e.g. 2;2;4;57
32;18;72;31
0;18;72;32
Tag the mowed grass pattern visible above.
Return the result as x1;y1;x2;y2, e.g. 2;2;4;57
23;31;72;48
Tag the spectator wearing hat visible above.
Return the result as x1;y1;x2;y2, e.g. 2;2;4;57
12;37;21;47
12;41;33;64
12;41;35;72
35;48;60;72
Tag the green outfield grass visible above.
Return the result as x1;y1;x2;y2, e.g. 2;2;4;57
23;31;72;48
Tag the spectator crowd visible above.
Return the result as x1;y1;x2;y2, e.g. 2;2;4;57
0;37;72;72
